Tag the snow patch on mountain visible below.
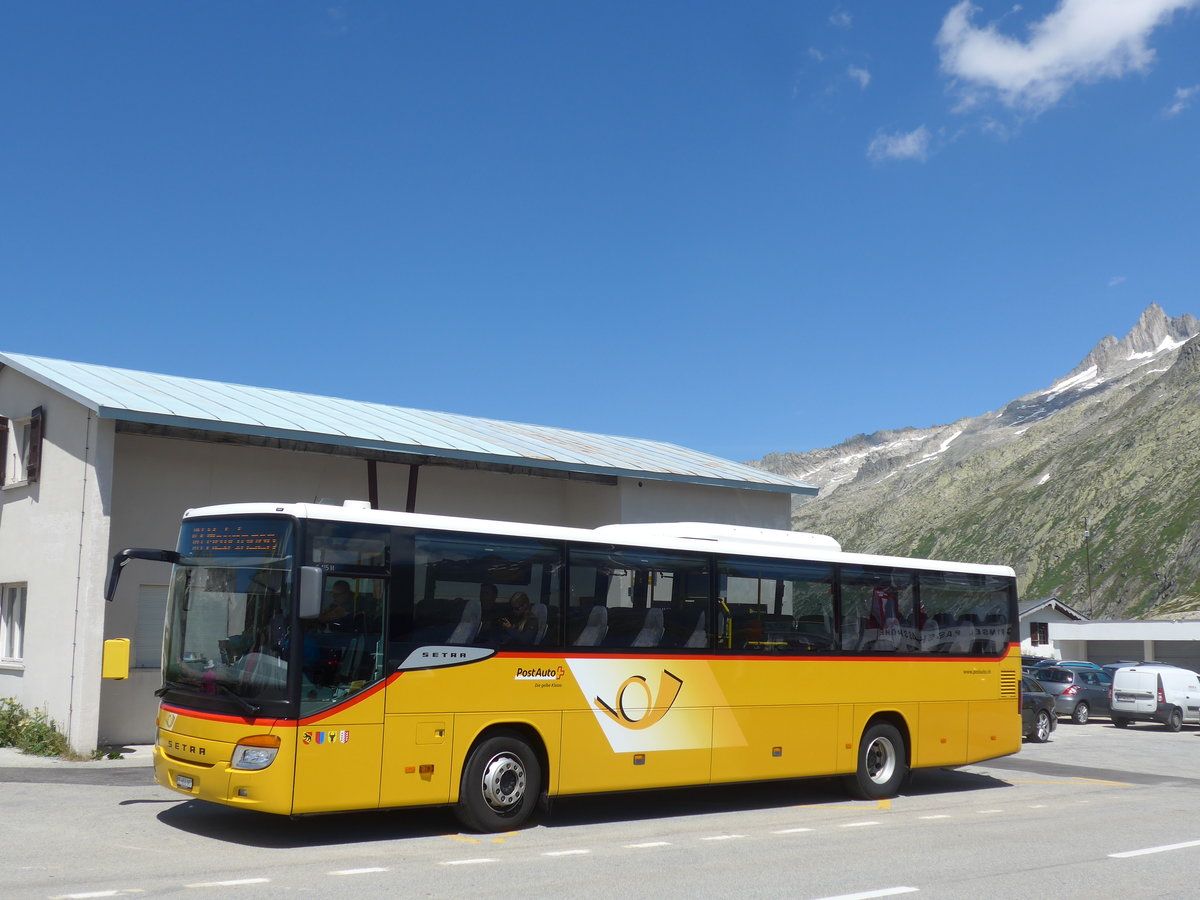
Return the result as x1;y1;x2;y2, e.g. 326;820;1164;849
760;305;1200;506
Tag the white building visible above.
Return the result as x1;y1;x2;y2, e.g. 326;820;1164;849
1049;620;1200;672
0;352;815;752
1021;596;1200;672
1018;596;1088;660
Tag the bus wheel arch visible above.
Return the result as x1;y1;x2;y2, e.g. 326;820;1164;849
844;714;910;801
454;725;547;833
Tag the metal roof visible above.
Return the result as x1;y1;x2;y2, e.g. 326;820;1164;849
0;351;817;496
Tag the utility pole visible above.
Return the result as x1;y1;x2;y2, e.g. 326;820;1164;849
1083;517;1094;610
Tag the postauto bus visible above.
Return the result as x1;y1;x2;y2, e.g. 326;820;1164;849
105;502;1020;831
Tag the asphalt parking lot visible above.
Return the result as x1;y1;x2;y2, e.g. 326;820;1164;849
5;718;1200;899
996;710;1200;785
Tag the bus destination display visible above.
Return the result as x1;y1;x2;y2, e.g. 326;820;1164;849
185;522;289;557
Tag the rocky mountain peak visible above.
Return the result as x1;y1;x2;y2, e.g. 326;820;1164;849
1068;304;1200;378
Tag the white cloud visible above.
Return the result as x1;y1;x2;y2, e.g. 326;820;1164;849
937;0;1200;112
867;126;932;163
848;65;871;89
1164;84;1200;116
1108;275;1127;287
808;46;826;63
830;10;853;29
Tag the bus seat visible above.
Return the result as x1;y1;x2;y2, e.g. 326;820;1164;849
631;608;664;648
920;618;941;652
531;602;549;644
948;617;974;653
684;611;707;648
447;598;482;644
574;606;608;646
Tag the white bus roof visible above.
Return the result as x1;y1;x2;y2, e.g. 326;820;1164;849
183;502;1016;578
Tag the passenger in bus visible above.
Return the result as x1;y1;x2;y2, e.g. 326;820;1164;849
496;591;538;644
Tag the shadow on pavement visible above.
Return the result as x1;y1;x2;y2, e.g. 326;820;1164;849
155;766;1007;848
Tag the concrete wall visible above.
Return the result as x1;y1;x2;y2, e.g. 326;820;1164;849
1049;621;1200;673
615;476;791;530
0;367;114;752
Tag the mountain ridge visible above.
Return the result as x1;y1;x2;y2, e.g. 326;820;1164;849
754;304;1200;620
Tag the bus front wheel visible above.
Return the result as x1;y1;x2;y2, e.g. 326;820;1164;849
455;730;542;833
845;722;908;800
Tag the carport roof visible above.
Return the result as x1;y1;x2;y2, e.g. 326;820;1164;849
0;351;817;496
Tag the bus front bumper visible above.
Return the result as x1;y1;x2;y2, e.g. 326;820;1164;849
154;734;293;814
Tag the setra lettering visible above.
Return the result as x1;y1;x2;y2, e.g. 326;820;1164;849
165;739;206;756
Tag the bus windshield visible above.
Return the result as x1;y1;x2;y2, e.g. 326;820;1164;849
162;518;295;707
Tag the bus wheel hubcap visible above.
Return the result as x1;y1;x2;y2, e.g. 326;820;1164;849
865;737;896;784
481;753;526;811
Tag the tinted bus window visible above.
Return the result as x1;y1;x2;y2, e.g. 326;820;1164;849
840;566;918;653
568;547;710;649
717;557;835;652
918;572;1012;655
400;532;562;647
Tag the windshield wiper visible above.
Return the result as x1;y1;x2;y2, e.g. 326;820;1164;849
154;680;191;698
212;682;261;716
154;679;260;716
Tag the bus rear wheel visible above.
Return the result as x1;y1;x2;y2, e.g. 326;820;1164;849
455;730;542;833
844;721;908;800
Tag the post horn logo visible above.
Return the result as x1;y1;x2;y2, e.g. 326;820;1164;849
594;669;683;730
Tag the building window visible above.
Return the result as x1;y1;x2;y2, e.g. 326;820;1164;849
1;406;44;488
1030;621;1049;646
135;584;169;668
1;584;26;662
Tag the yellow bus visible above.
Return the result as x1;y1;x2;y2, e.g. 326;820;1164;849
108;502;1021;832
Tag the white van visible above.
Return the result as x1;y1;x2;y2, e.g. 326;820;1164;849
1110;664;1200;731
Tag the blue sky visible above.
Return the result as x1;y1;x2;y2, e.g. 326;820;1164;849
3;2;1198;461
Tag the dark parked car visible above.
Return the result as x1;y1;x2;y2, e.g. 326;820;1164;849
1021;675;1057;742
1101;660;1144;679
1031;659;1102;670
1035;666;1113;723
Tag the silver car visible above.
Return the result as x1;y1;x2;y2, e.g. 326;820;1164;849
1034;666;1112;724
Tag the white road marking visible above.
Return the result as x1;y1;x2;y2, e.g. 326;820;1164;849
812;888;918;900
918;815;949;820
185;879;269;888
772;827;814;834
624;841;672;848
439;858;497;866
977;809;1003;814
839;821;881;828
701;834;746;841
1109;839;1200;858
52;893;127;899
543;849;591;857
330;867;389;875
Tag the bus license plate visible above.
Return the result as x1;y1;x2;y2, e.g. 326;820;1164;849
176;775;194;790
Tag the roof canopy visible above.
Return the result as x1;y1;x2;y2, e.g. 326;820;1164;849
0;351;817;496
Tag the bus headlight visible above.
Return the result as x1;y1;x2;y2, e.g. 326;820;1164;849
231;735;281;770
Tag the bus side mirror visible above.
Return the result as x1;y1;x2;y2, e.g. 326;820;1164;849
102;638;130;680
299;566;324;619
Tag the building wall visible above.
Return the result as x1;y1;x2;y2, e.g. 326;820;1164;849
100;433;793;744
1019;606;1082;659
614;476;790;530
1049;621;1200;673
0;368;114;751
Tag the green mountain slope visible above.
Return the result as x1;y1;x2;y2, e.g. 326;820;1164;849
771;311;1200;619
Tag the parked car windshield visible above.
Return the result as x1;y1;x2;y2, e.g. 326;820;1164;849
1035;668;1074;683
